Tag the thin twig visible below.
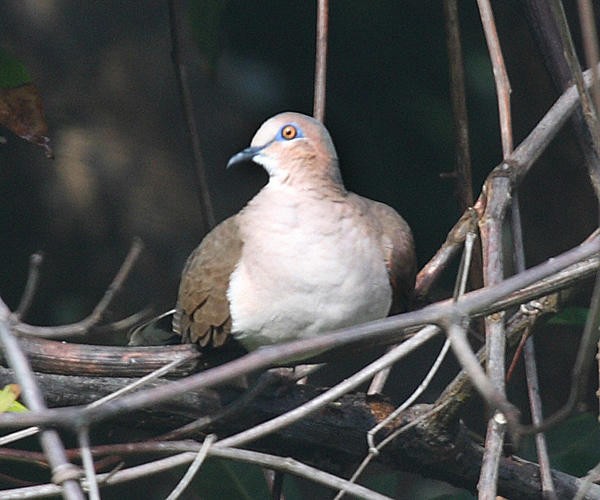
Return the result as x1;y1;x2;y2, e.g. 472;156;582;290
0;353;198;452
444;320;518;432
524;336;556;498
443;0;476;211
97;307;155;337
158;368;281;440
549;0;600;200
0;234;597;432
269;470;284;500
575;461;600;500
368;229;477;395
522;269;600;435
430;293;556;434
0;444;391;500
478;170;510;499
0;426;40;447
474;2;514;493
455;232;477;298
443;0;483;298
524;0;600;205
415;209;478;300
416;62;600;300
367;354;391;395
367;230;476;449
215;326;442;449
313;0;329;122
479;411;507;499
168;0;215;231
476;0;512;157
14;252;43;320
578;0;600;115
78;427;100;500
511;193;556;498
86;354;199;409
0;303;84;500
334;398;454;500
165;435;216;500
368;333;448;452
14;239;144;339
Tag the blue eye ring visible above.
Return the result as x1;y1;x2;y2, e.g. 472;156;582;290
278;123;303;141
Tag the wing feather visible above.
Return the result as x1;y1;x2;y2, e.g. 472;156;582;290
173;216;242;347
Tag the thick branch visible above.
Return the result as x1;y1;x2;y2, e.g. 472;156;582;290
417;62;600;299
0;233;597;432
0;367;598;499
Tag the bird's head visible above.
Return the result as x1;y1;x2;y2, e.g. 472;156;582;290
227;112;343;188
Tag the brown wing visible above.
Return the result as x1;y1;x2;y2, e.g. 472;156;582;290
364;199;416;314
173;216;242;347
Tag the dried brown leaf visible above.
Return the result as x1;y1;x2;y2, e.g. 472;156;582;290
0;83;53;158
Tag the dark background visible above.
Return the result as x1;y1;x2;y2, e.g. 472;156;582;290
0;1;598;498
0;1;595;325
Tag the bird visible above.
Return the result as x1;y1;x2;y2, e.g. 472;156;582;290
173;112;416;351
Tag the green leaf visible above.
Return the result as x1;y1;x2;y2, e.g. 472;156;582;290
7;400;28;413
0;384;28;413
547;307;589;326
0;48;31;89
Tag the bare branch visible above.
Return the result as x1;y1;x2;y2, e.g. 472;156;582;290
476;0;512;156
475;2;515;483
417;62;600;300
370;337;450;451
444;320;518;431
478;171;511;497
0;443;391;500
369;227;475;410
549;0;600;200
443;0;475;210
578;0;600;114
158;368;284;440
3;242;595;382
0;335;200;378
0;233;597;432
2;380;598;499
13;239;144;339
479;412;507;499
14;252;43;321
523;269;600;434
215;325;441;449
313;0;329;122
78;427;100;500
511;192;556;498
524;0;600;204
165;435;216;500
0;304;84;500
168;0;215;231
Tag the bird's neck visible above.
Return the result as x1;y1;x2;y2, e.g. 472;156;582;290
268;165;347;198
240;177;348;231
267;176;348;202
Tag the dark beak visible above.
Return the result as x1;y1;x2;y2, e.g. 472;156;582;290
226;145;264;169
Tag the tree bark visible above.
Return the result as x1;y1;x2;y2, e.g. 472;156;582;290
1;366;597;499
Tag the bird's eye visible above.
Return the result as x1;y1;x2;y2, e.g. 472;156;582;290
281;125;298;140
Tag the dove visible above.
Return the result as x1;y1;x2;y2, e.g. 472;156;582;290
174;112;416;351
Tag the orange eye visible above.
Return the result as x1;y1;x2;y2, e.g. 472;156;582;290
281;125;297;140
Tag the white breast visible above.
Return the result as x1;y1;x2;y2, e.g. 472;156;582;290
227;185;391;350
